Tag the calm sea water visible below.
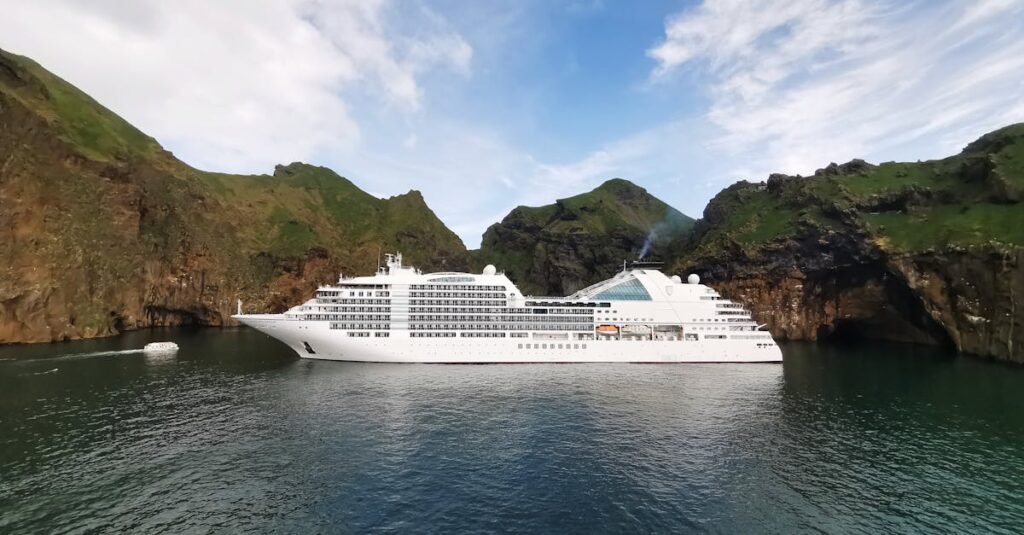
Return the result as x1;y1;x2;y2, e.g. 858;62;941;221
1;329;1023;534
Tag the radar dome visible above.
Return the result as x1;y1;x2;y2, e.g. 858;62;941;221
482;264;497;276
687;274;700;285
670;275;682;284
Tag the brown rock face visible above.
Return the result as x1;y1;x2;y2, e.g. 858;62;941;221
708;270;946;346
889;249;1023;360
696;248;1022;362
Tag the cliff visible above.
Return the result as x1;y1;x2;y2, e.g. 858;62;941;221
676;126;1024;363
5;46;1021;362
0;49;468;343
474;179;694;295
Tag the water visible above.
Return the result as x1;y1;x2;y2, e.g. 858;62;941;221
1;329;1023;534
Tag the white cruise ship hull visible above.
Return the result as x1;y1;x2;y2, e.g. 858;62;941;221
235;315;783;363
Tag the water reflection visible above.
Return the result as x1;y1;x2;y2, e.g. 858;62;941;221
1;332;1023;533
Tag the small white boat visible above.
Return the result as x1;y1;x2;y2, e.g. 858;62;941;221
143;342;179;353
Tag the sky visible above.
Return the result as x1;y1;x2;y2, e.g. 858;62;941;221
2;0;1023;247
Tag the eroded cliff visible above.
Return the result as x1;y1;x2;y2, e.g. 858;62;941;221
0;49;468;343
676;126;1024;362
474;179;693;295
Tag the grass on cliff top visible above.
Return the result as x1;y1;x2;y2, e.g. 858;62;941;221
505;179;694;236
692;124;1024;256
865;203;1024;250
858;130;1024;250
0;49;160;161
692;189;801;252
2;48;464;259
841;161;953;197
993;144;1024;189
732;194;799;243
197;164;465;262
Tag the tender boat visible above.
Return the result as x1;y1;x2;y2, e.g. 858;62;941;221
143;342;179;353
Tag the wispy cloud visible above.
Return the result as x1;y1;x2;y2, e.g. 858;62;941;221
648;0;1024;178
0;0;471;172
1;0;1021;250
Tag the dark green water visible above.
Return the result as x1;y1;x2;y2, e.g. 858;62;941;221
1;329;1023;533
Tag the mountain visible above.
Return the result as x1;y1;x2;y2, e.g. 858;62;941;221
0;49;468;343
675;125;1024;363
5;47;1019;362
474;179;694;295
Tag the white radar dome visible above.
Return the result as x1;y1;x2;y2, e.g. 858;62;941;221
687;274;700;285
670;275;682;284
482;264;497;276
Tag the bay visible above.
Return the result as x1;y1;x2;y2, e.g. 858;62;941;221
1;329;1023;533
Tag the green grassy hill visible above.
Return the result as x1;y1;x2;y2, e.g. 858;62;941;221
685;124;1024;259
676;125;1024;362
475;179;694;295
0;48;468;343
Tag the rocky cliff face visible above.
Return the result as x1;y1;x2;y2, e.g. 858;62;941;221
0;49;468;344
5;48;1021;363
474;179;694;295
676;125;1024;363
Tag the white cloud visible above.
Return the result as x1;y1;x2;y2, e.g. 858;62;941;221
0;0;471;172
648;0;1024;180
2;0;1022;252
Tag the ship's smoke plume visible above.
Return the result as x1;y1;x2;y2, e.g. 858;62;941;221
639;228;657;259
639;209;688;259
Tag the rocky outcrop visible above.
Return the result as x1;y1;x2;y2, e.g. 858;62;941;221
0;49;468;344
676;125;1024;363
474;179;693;295
888;248;1022;360
689;246;1022;361
4;46;1022;364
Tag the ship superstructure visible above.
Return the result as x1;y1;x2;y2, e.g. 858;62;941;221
233;253;782;363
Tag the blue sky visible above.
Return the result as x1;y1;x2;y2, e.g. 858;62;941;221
2;0;1023;247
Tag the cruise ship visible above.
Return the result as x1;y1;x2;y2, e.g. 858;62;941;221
233;253;782;363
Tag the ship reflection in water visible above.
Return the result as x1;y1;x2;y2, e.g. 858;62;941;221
1;329;1023;533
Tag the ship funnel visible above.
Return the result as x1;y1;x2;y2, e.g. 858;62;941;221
629;259;664;270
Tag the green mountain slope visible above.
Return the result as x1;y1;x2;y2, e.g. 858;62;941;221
687;125;1024;258
676;125;1024;362
475;179;694;295
0;49;468;343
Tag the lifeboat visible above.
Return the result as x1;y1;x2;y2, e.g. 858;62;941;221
596;325;619;334
144;342;179;354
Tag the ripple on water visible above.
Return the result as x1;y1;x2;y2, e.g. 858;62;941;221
1;333;1023;533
